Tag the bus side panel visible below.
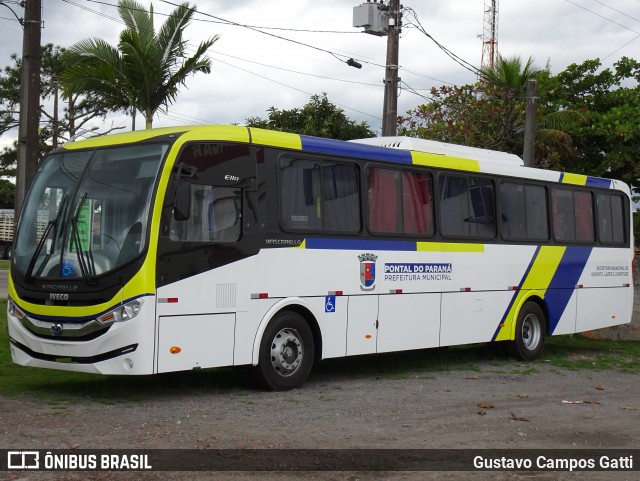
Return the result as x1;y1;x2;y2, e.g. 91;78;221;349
157;313;235;373
440;291;514;346
546;293;577;336
346;295;378;356
312;295;349;359
574;246;634;333
576;288;632;333
377;293;440;353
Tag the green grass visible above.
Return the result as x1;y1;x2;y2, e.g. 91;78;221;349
2;299;639;403
543;335;640;372
0;260;9;270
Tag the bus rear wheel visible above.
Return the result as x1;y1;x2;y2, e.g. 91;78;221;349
257;311;314;391
508;302;546;361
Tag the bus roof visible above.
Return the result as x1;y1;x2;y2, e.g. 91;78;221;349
61;125;627;194
349;136;524;166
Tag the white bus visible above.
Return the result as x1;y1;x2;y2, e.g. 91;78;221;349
8;125;634;390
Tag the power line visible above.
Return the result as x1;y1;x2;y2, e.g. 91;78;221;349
57;0;461;121
603;32;640;60
62;0;459;90
60;0;126;26
210;51;382;88
160;0;381;68
399;66;455;86
0;15;21;23
84;0;359;33
564;0;640;34
212;57;381;121
399;80;436;102
57;0;383;122
63;0;382;70
588;0;640;25
402;7;484;79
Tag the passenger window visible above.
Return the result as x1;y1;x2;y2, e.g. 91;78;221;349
552;189;594;243
368;168;433;235
440;175;495;238
500;183;548;241
280;158;360;232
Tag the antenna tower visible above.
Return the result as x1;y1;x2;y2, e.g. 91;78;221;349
481;0;498;70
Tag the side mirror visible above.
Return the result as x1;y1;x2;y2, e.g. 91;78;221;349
174;182;191;221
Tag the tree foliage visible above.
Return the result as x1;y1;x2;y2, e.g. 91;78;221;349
537;57;640;189
0;179;15;208
400;55;640;191
60;0;217;129
0;44;114;186
246;93;376;140
399;82;525;153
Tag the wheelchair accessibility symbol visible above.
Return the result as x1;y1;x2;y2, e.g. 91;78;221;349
325;295;336;313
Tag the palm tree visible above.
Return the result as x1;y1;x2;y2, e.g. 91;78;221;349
61;0;217;129
481;55;586;166
481;55;540;90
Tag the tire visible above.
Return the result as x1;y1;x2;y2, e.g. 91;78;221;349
507;302;546;361
256;311;314;391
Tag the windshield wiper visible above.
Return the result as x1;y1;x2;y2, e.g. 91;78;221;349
24;195;68;284
68;192;96;285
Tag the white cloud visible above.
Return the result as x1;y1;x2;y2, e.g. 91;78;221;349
0;0;638;144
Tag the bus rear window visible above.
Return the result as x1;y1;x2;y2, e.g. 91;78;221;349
597;192;626;244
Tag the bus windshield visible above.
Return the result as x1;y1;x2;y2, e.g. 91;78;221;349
14;143;168;282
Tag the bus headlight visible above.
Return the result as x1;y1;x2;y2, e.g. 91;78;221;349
8;298;25;320
97;299;144;325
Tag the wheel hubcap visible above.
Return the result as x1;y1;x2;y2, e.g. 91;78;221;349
270;328;303;377
521;313;541;350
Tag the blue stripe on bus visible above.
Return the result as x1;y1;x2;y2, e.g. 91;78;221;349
300;136;412;164
304;238;417;251
544;246;592;334
558;173;564;183
491;246;541;342
585;177;612;189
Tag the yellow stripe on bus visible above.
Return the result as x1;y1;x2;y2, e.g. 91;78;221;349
494;245;566;341
417;242;484;252
250;129;302;150
561;173;587;186
64;125;251;150
411;151;480;172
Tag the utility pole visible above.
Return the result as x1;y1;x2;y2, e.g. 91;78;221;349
381;0;400;137
16;0;42;219
523;79;537;167
353;0;401;137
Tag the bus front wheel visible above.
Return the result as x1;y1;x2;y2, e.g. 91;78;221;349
508;302;546;361
257;311;314;391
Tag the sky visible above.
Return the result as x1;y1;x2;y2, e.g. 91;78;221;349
0;0;639;148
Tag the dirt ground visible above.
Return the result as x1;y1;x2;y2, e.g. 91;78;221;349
1;362;639;481
1;285;639;480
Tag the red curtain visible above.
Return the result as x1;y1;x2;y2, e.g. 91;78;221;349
368;169;398;232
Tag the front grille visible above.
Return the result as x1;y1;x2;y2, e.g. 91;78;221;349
19;315;111;341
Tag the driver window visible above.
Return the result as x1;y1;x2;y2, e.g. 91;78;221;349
169;185;241;242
